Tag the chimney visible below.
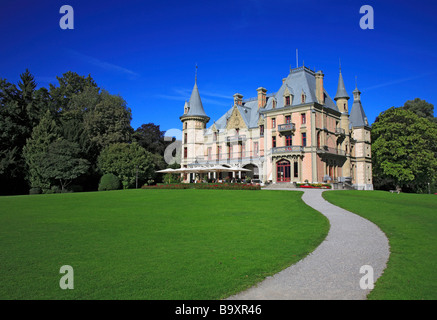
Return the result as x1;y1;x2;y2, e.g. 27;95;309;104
233;93;243;106
257;87;267;109
315;71;325;105
282;78;286;84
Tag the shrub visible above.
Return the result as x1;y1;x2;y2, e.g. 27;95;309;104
98;173;121;191
296;183;331;189
68;185;83;193
44;185;61;194
141;183;261;190
29;187;42;195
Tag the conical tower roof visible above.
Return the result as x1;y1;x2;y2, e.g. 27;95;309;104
349;86;369;127
334;69;350;101
185;81;208;117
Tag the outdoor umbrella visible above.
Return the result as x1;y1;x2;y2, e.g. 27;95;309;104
155;168;176;173
228;167;251;172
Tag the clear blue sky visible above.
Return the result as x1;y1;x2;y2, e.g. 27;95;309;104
1;0;436;136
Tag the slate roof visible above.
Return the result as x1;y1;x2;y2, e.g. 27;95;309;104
181;81;208;118
334;70;350;101
205;66;339;132
349;88;369;128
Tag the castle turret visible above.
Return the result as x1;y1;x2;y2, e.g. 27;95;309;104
334;67;350;113
334;66;351;181
180;72;210;179
349;84;373;190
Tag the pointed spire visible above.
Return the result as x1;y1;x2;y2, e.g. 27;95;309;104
187;82;207;117
350;81;368;127
180;67;209;119
353;76;361;100
334;63;350;101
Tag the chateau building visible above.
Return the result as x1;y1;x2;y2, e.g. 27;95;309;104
180;65;373;190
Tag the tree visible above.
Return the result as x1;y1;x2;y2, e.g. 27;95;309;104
49;71;98;112
22;111;61;192
133;123;170;155
84;90;133;150
97;143;154;189
372;107;437;192
17;69;39;128
40;139;90;192
0;72;41;194
402;98;435;122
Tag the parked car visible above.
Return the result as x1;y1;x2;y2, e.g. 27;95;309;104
251;179;264;186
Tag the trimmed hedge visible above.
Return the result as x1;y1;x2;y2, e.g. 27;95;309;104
141;183;261;190
98;173;121;191
296;183;331;189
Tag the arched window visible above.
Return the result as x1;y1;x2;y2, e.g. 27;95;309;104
277;159;291;182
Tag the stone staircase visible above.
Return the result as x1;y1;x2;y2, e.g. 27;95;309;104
262;182;298;190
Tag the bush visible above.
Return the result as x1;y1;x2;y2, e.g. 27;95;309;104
296;183;331;189
98;173;121;191
141;183;261;190
29;187;42;195
68;184;83;193
44;185;61;194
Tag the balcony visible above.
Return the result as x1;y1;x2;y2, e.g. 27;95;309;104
277;123;296;137
316;146;346;157
335;128;345;136
202;151;265;163
226;135;246;142
272;146;304;154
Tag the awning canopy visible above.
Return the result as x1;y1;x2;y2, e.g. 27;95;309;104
156;165;251;174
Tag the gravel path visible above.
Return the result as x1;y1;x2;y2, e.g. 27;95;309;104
227;189;390;300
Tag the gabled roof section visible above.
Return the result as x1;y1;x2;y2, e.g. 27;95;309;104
226;105;248;130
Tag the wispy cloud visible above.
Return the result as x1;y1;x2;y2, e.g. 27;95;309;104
362;72;433;91
67;50;140;78
157;87;231;106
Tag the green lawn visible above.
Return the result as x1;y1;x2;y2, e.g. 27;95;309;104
0;189;329;300
323;190;437;300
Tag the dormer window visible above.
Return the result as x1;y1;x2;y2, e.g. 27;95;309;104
285;96;291;106
283;87;293;107
272;98;276;109
301;92;306;104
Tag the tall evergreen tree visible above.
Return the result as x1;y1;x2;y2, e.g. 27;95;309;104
22;111;61;192
0;70;41;194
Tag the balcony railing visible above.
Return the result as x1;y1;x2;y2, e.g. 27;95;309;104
226;135;246;142
278;123;296;132
335;128;345;136
317;146;346;156
204;151;265;162
272;146;304;154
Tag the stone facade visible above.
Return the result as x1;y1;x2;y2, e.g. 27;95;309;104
180;65;373;190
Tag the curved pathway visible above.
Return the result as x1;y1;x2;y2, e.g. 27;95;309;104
227;189;390;300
